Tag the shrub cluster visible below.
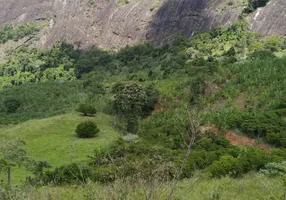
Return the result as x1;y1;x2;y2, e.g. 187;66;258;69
207;148;282;177
76;104;97;116
75;121;100;138
245;0;269;13
0;81;83;125
209;109;286;147
43;163;92;184
0;23;39;44
260;161;286;176
38;136;286;185
3;98;21;113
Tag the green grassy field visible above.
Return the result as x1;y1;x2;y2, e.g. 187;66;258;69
0;112;120;183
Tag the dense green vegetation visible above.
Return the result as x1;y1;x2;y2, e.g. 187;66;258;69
0;81;83;125
245;0;270;12
0;20;286;199
0;42;77;88
76;104;97;116
0;23;40;44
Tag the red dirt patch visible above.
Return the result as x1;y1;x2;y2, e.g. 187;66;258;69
225;131;270;151
199;124;270;151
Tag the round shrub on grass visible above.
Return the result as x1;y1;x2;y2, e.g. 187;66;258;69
75;121;100;138
76;104;96;116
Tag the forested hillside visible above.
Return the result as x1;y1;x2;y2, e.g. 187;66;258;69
0;19;286;199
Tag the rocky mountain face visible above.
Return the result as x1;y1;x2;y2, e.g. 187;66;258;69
0;0;285;49
249;0;286;36
146;0;244;44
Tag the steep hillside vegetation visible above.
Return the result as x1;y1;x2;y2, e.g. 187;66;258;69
0;113;119;183
0;20;286;199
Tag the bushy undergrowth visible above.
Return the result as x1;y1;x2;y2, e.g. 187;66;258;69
1;173;284;200
0;20;286;192
245;0;270;13
0;23;39;44
207;56;286;146
0;42;78;88
76;104;97;116
260;161;286;176
36;136;286;185
0;81;84;125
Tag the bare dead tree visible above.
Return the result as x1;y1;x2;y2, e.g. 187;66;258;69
167;105;201;200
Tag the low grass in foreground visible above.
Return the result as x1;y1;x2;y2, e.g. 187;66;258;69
15;173;284;200
0;112;119;183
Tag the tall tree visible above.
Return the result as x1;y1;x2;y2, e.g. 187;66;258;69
113;83;147;133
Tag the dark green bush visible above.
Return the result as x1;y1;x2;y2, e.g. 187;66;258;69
76;104;97;116
249;50;275;60
239;112;285;138
208;155;246;177
266;132;286;147
0;81;83;125
44;163;92;184
141;85;159;117
82;74;106;96
75;121;100;138
245;0;269;12
3;98;21;113
239;148;279;171
208;148;282;177
251;0;269;9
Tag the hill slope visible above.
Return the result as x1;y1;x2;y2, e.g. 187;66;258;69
0;113;119;182
0;0;285;49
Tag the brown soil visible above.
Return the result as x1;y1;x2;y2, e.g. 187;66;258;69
199;124;270;151
225;131;270;151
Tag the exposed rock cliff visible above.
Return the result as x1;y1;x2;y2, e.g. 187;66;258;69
0;0;285;49
1;0;158;49
250;0;286;36
146;0;244;44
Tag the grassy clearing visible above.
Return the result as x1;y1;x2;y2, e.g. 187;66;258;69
0;112;120;183
20;174;284;200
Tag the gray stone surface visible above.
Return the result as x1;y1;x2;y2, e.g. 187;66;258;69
146;0;244;44
0;0;285;49
250;0;286;36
